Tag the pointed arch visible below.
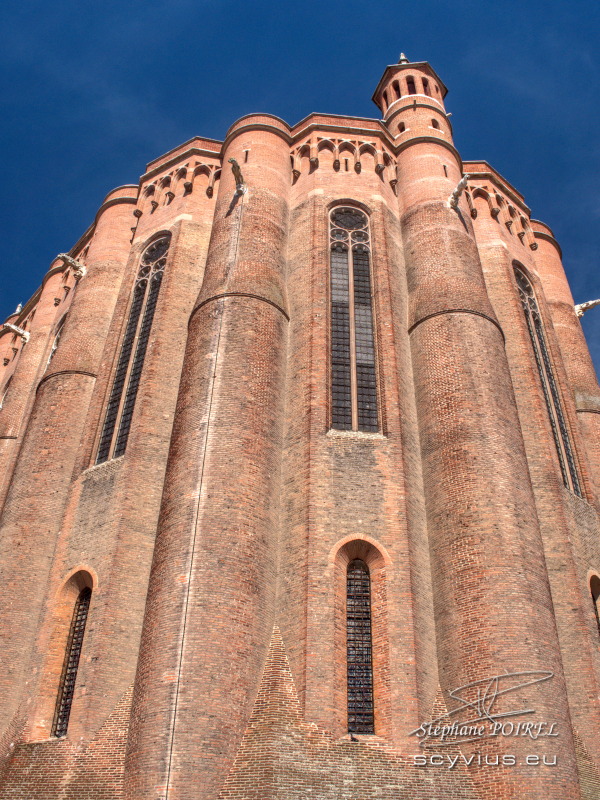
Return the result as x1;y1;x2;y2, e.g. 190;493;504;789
513;264;582;496
46;314;68;369
317;140;336;169
52;584;92;737
142;184;156;213
96;234;171;463
24;569;96;742
332;537;390;738
329;205;379;432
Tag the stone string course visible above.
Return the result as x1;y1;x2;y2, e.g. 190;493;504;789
0;56;599;800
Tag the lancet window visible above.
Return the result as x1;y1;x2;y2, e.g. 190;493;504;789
590;576;600;636
514;266;582;496
96;235;170;463
46;316;66;369
0;376;12;410
346;559;374;733
330;207;378;432
52;587;92;738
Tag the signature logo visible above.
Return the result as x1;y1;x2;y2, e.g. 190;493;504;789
410;670;558;747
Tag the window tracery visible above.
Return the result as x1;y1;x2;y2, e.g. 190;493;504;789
96;235;170;463
330;207;378;432
514;267;582;496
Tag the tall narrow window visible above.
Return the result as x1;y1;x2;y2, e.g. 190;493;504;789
96;235;170;463
0;376;12;410
590;576;600;636
515;267;582;496
52;587;92;738
346;559;374;733
330;207;378;432
46;316;66;369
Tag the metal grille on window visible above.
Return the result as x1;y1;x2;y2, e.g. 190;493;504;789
346;559;374;733
330;207;378;432
96;235;170;463
515;267;582;496
52;587;92;738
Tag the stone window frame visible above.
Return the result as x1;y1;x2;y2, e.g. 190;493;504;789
513;263;583;497
52;585;92;738
332;536;391;739
95;233;171;464
328;204;380;433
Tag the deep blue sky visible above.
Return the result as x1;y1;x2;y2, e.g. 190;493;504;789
1;0;599;370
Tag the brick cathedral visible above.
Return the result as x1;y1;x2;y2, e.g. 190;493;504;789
0;54;600;800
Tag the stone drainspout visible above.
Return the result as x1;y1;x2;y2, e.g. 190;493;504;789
1;55;600;800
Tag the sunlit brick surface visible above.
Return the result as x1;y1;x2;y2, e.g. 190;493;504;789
1;57;600;800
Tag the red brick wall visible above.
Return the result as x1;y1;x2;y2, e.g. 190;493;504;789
1;57;600;800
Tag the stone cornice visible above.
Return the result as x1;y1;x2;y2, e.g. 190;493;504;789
290;121;395;150
292;111;382;133
396;135;463;167
384;100;452;133
94;194;137;226
372;61;449;105
532;229;562;257
463;162;529;212
145;136;222;172
141;147;223;183
191;293;289;323
222;122;292;151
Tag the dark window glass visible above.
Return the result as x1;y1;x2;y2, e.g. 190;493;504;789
591;577;600;636
114;271;163;457
96;236;170;463
331;245;352;430
347;559;374;733
52;587;92;738
330;208;379;432
515;267;582;496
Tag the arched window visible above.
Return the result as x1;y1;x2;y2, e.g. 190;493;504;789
406;76;416;95
392;80;401;100
590;576;600;635
346;559;374;733
514;266;582;496
330;207;378;432
422;77;430;95
52;586;92;738
96;235;170;463
0;376;12;410
431;118;440;129
46;316;67;369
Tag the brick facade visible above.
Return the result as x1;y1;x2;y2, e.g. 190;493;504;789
1;56;599;799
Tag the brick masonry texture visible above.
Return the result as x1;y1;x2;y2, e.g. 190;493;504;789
1;56;600;800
